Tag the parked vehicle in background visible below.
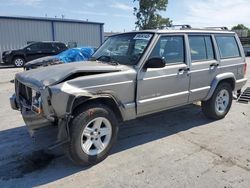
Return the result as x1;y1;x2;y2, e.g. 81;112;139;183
24;47;95;70
239;37;250;56
10;26;247;166
2;41;67;67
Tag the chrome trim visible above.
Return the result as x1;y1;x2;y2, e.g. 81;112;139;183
138;91;189;104
190;86;211;93
143;73;177;81
236;78;247;84
189;63;245;73
219;62;245;68
124;102;135;109
82;81;134;89
189;68;210;73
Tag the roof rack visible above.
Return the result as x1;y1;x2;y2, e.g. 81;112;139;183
159;24;191;29
158;25;229;31
203;27;229;30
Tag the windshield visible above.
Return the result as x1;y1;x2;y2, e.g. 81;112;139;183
92;33;153;66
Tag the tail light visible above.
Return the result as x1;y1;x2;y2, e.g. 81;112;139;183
244;63;247;76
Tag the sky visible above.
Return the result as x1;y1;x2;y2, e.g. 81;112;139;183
0;0;249;32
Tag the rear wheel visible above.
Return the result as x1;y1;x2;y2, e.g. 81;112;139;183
202;82;233;120
13;57;25;67
64;104;119;166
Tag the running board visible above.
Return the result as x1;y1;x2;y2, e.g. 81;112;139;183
237;87;250;104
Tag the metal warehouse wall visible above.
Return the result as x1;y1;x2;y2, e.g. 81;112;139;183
0;17;103;60
54;22;101;47
0;18;52;59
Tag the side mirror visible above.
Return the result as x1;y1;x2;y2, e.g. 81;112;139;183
145;57;166;69
26;47;31;51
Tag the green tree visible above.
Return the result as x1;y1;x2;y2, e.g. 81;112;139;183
232;24;250;36
133;0;172;30
232;24;249;30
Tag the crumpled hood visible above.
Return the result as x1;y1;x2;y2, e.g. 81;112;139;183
16;61;123;89
24;56;61;70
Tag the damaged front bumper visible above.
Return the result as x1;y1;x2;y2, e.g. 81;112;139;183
10;94;19;110
10;93;54;133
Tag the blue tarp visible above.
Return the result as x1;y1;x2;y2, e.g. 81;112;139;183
55;47;95;63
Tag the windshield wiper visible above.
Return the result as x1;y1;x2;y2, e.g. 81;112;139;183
95;55;119;65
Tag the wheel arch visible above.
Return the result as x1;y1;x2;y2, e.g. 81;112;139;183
12;55;26;63
56;94;124;148
70;94;124;123
204;72;236;101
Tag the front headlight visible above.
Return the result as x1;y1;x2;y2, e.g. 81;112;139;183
4;51;12;55
31;90;42;114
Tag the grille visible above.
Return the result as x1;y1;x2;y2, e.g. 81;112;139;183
15;79;32;106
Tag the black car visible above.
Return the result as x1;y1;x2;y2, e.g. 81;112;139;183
2;41;67;67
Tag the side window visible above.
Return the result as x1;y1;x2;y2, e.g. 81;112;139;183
40;43;53;50
216;36;240;58
149;36;185;64
56;43;67;50
189;36;215;62
28;43;41;51
133;40;148;55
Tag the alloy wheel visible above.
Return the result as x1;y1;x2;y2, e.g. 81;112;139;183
80;117;112;156
14;58;24;67
215;89;230;114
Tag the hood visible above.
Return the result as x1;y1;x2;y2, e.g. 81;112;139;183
24;56;61;70
16;61;124;89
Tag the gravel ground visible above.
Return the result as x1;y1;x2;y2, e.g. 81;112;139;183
0;59;249;188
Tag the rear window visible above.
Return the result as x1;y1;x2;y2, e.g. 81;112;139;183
216;36;240;59
56;43;67;50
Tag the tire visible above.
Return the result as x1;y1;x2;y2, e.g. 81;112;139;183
13;57;25;67
64;104;119;166
202;82;233;120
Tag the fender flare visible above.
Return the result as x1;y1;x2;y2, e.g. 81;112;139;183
12;54;26;62
57;92;125;144
204;72;236;101
66;91;125;121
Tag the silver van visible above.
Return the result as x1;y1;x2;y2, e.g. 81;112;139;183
10;26;247;165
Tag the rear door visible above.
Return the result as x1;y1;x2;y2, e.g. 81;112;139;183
39;43;54;57
188;34;219;102
136;34;191;116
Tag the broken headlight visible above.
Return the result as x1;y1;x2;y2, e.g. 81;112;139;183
31;90;42;114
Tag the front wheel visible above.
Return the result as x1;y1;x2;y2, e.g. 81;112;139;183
13;57;25;67
202;82;233;120
64;104;119;166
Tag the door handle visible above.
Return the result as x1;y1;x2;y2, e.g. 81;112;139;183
178;67;190;75
210;63;219;68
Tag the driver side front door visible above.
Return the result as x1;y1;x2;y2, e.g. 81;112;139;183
136;35;191;116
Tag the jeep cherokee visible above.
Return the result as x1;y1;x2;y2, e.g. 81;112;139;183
10;27;247;165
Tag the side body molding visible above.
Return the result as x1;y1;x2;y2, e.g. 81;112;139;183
204;72;236;101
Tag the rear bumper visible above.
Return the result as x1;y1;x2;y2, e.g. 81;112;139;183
235;78;248;91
